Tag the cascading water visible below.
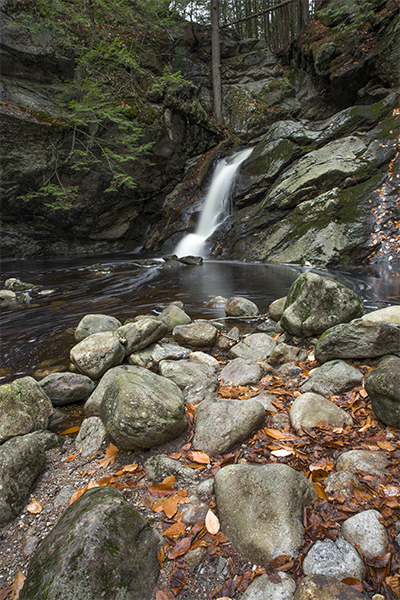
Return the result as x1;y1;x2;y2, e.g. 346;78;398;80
175;147;253;257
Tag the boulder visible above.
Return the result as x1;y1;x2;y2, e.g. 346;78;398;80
302;538;364;581
336;450;389;477
214;463;316;566
116;317;168;354
341;510;388;560
362;305;400;325
324;471;363;501
189;351;220;369
159;359;216;389
315;319;400;362
294;574;367;600
0;433;46;526
183;378;219;404
128;341;190;368
157;304;191;332
172;321;218;347
268;296;287;322
0;376;53;444
38;372;95;406
300;360;362;397
220;357;262;386
74;314;122;342
100;367;187;449
70;332;125;379
83;365;139;415
242;572;296;600
225;296;259;317
75;417;107;457
19;487;162;600
229;332;277;361
289;392;353;431
281;273;363;337
365;355;400;428
193;399;265;455
144;455;196;484
268;342;308;366
217;326;240;350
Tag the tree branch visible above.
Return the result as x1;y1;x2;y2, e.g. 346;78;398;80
220;0;298;29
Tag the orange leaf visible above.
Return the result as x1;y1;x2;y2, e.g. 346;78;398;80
26;498;42;514
168;537;191;559
162;522;187;538
148;476;175;497
156;591;174;600
186;450;211;464
153;496;178;519
264;428;286;440
60;426;81;435
0;590;10;600
98;443;119;468
341;577;364;593
377;440;396;452
313;482;328;500
205;509;220;535
65;453;77;463
122;463;139;473
10;572;25;600
157;547;165;568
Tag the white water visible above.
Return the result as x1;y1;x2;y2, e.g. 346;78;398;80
175;147;253;257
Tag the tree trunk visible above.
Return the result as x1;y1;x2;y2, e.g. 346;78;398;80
211;0;223;124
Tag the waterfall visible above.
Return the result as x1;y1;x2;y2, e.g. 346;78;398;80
175;147;253;258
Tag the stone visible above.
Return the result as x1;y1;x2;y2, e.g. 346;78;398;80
220;358;262;386
181;496;209;524
157;304;191;332
251;393;275;411
70;332;125;380
38;372;95;406
172;321;218;347
83;365;139;415
242;572;296;600
324;471;362;501
341;510;388;559
217;326;240;350
362;306;400;325
294;574;367;599
193;399;265;455
128;341;190;367
205;296;228;308
144;455;196;484
268;342;308;366
0;434;46;526
336;450;389;477
183;378;219;404
300;360;362;397
281;273;363;337
159;359;216;389
0;376;53;444
74;313;122;342
0;289;16;301
19;487;162;600
229;332;277;361
365;355;400;428
302;538;364;580
75;417;107;457
269;297;287;322
214;463;316;566
116;317;168;354
290;392;353;431
100;367;187;449
225;296;259;317
189;351;219;369
315;320;400;363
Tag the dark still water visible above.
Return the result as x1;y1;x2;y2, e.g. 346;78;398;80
1;253;399;383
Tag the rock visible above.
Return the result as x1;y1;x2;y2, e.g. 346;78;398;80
278;363;303;378
185;546;207;569
336;450;389;477
70;332;125;379
271;413;291;429
74;314;122;342
214;463;316;566
251;394;275;411
193;399;265;455
38;372;95;406
294;574;367;599
75;417;107;457
290;392;353;431
179;255;203;265
300;360;362;397
30;430;63;450
205;296;228;308
159;359;216;389
302;538;364;580
242;572;296;600
0;376;53;444
172;321;218;347
183;378;219;404
229;332;277;361
362;306;400;325
281;273;363;337
129;341;191;367
324;471;362;501
269;297;287;322
189;351;219;369
181;496;209;524
268;342;308;366
144;455;196;484
315;320;400;362
157;305;191;332
225;296;259;317
83;365;139;415
341;510;388;559
116;317;168;354
365;355;400;428
100;367;187;449
19;487;162;600
220;357;262;386
217;326;240;350
0;289;16;302
0;434;46;526
4;278;36;291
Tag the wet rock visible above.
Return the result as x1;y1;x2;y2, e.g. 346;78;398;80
217;326;240;350
315;320;400;362
172;321;218;347
74;314;122;342
281;273;363;337
242;572;296;600
294;574;367;599
225;296;259;317
362;306;400;325
4;278;36;291
129;341;191;368
70;332;125;379
269;296;287;322
336;450;389;477
159;359;216;389
0;433;46;526
365;355;400;428
220;357;262;386
268;342;308;366
75;417;107;457
300;360;362;397
214;463;316;566
157;304;191;332
144;455;196;484
290;392;353;431
341;510;388;559
229;332;277;361
38;372;95;406
193;398;265;456
83;365;139;415
189;351;220;369
100;367;187;449
116;317;168;354
179;255;203;265
0;289;16;302
0;376;53;444
302;538;364;580
19;487;162;600
205;296;228;308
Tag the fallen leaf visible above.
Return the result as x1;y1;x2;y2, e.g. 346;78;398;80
98;443;119;468
270;448;293;457
377;440;396;452
264;428;286;440
10;572;25;600
122;463;139;473
382;485;400;497
70;480;99;504
168;536;191;559
0;590;10;600
157;547;165;568
155;591;174;600
148;476;176;497
169;568;186;595
162;522;187;538
186;450;211;464
60;426;81;435
341;577;364;593
64;453;77;463
153;496;178;519
26;498;42;514
313;482;328;500
205;509;220;535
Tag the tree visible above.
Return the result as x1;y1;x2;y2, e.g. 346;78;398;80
210;0;223;123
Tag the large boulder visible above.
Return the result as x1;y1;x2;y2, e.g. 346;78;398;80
229;332;277;361
300;360;362;397
157;305;191;332
74;314;122;342
70;332;125;379
289;392;353;431
362;305;400;325
214;463;316;566
219;357;262;386
365;354;400;428
0;433;46;526
280;273;363;337
225;296;259;317
158;359;216;389
116;317;168;355
0;376;53;444
38;372;95;406
19;487;162;600
294;574;368;600
83;365;139;416
100;367;187;449
172;321;218;347
315;320;400;362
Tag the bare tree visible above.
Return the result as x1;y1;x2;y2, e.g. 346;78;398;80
211;0;223;123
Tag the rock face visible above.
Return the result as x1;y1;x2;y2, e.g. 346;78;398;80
158;359;216;389
100;367;187;448
19;487;162;600
219;358;262;386
280;273;363;337
172;321;218;347
229;332;277;362
362;306;400;325
365;354;400;428
83;364;139;415
214;463;316;566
